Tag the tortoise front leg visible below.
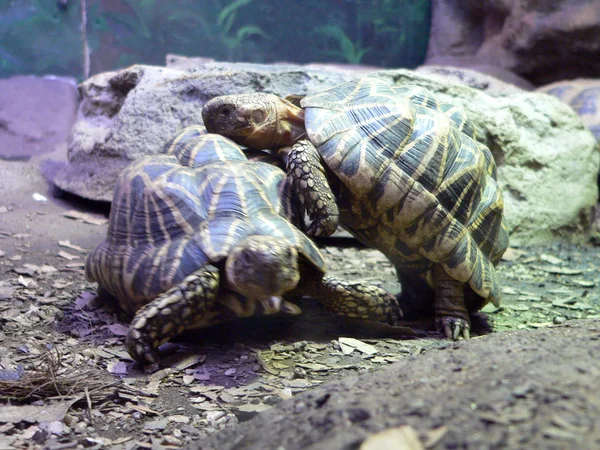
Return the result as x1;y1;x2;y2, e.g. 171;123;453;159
126;265;223;371
287;140;339;237
292;266;402;325
432;264;471;340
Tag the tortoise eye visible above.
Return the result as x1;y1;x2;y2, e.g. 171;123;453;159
218;106;234;119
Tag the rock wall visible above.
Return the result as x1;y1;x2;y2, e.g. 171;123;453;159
426;0;600;86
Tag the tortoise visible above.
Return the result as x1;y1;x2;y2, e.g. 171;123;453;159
85;129;401;369
202;77;509;339
537;79;600;141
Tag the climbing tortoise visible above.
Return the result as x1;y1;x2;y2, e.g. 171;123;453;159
85;128;401;369
202;78;509;339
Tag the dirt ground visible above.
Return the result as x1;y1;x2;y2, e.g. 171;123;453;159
1;143;599;450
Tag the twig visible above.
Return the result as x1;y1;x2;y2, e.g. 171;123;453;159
84;385;93;425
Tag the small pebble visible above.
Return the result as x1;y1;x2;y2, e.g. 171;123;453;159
553;316;566;324
294;402;307;414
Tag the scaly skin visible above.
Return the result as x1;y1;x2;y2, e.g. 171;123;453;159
126;265;222;372
314;275;402;324
287;140;339;237
432;264;470;339
126;240;402;371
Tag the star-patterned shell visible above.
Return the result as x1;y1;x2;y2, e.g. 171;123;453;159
301;78;508;304
85;130;325;314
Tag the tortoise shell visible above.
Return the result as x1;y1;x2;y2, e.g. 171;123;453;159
300;78;508;305
85;131;325;314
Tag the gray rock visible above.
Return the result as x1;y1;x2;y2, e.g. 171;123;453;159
54;62;599;245
426;0;600;86
165;54;215;71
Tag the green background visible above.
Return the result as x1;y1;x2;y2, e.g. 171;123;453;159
0;0;431;80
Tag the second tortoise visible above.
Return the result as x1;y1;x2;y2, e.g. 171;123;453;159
85;129;401;369
202;78;509;339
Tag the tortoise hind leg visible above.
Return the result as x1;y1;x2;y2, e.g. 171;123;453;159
432;264;470;340
126;265;224;371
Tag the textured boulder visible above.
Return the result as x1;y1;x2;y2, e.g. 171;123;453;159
54;62;599;245
426;0;600;86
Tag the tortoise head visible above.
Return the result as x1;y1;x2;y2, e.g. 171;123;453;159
202;93;306;150
224;235;301;307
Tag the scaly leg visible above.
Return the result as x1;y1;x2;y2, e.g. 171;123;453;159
291;264;402;325
432;264;470;340
126;265;224;371
287;140;339;237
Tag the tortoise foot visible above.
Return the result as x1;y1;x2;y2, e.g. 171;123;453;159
435;316;471;340
126;327;161;373
124;266;221;370
376;290;403;326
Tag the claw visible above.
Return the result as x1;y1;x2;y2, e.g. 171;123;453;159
462;327;471;340
452;322;461;340
443;323;452;339
436;316;471;341
307;217;337;237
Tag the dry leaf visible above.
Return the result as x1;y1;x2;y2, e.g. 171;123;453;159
501;247;527;261
167;415;191;424
17;275;32;288
339;337;378;355
0;400;78;424
532;265;583;275
107;361;128;375
63;210;108;226
58;240;87;252
108;323;129;336
423;425;448;448
58;251;79;261
540;254;563;265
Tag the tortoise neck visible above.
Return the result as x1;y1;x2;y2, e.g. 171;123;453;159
276;99;306;146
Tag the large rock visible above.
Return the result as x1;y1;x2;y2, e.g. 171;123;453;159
53;62;599;245
426;0;600;86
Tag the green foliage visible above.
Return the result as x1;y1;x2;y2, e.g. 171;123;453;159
315;25;371;64
99;0;268;65
0;0;431;78
312;0;430;67
206;0;269;60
